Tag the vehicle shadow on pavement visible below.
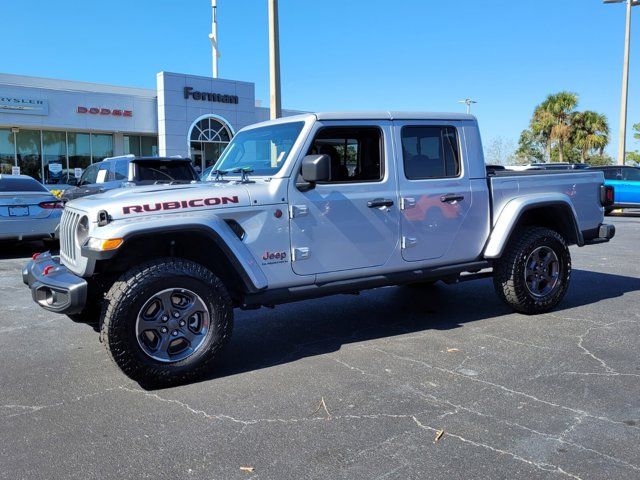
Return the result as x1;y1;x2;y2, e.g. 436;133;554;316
0;240;59;260
183;268;640;388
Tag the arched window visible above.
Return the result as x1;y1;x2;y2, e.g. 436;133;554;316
188;116;233;172
190;117;231;143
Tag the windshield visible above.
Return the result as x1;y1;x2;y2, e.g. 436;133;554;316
79;163;101;186
214;122;305;176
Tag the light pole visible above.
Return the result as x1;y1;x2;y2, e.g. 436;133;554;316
208;0;219;78
458;98;477;114
268;0;282;120
605;0;640;165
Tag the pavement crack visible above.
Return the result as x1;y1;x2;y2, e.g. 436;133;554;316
329;356;370;376
416;393;640;473
368;346;640;431
411;416;583;480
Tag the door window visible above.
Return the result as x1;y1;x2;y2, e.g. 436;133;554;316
401;126;460;179
307;127;383;183
112;160;129;180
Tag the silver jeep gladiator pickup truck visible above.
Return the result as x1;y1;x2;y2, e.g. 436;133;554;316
23;112;615;384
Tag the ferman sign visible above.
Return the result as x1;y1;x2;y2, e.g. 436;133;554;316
0;95;49;115
184;87;238;104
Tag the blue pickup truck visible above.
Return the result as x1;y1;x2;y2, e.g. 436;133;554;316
590;166;640;213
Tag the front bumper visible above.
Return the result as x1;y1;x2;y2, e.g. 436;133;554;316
22;253;88;315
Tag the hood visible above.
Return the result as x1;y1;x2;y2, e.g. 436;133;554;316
62;185;106;201
65;181;253;221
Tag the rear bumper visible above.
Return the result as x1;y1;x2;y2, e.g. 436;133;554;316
583;223;616;245
0;216;60;241
22;253;87;315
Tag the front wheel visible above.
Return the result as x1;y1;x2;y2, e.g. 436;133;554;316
493;227;571;314
100;258;233;385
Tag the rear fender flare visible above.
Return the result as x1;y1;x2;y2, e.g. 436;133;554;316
484;194;583;259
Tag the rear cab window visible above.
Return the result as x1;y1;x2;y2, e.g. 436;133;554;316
401;126;461;179
623;168;640;181
600;168;621;180
135;161;199;183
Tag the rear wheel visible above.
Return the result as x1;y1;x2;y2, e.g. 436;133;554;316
100;258;233;385
493;226;571;314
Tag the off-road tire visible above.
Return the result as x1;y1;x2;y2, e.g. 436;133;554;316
100;258;233;386
493;226;571;314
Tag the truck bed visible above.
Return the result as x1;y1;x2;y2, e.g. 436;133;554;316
489;170;604;235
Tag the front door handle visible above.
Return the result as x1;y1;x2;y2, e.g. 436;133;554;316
440;193;464;203
367;198;394;208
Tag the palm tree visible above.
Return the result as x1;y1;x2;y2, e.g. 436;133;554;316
572;111;610;163
530;92;578;163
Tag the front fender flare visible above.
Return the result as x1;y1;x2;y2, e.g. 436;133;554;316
82;215;268;292
484;193;583;259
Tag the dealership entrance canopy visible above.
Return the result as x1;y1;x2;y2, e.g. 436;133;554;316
0;71;298;185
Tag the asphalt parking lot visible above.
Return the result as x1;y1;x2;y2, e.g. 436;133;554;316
1;215;639;480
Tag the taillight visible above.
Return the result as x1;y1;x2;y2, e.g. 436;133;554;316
600;185;614;207
38;201;63;209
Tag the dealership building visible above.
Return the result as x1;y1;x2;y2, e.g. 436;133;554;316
0;71;298;185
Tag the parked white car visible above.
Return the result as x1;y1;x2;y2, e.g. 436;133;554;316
0;175;63;241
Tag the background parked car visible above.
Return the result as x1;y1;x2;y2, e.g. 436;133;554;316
0;174;62;241
62;155;200;202
590;165;640;213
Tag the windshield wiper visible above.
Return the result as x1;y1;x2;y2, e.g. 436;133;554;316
212;169;230;181
232;167;255;184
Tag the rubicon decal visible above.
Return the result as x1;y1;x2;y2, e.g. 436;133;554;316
123;196;239;214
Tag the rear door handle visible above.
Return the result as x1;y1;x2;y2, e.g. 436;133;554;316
440;193;464;203
367;198;394;208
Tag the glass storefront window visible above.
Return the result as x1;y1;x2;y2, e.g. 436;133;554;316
124;135;141;156
42;130;67;185
68;132;91;181
0;129;14;174
15;130;42;182
125;135;158;157
141;136;158;156
91;133;113;162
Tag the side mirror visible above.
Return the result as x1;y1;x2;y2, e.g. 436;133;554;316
301;154;331;184
67;177;78;187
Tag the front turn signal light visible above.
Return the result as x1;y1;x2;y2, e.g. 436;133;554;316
85;237;123;251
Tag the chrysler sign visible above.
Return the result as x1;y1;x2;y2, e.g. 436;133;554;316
184;87;239;104
0;95;48;116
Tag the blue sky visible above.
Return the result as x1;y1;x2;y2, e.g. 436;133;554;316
4;0;640;156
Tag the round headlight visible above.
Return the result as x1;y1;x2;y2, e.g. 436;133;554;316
76;215;90;245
